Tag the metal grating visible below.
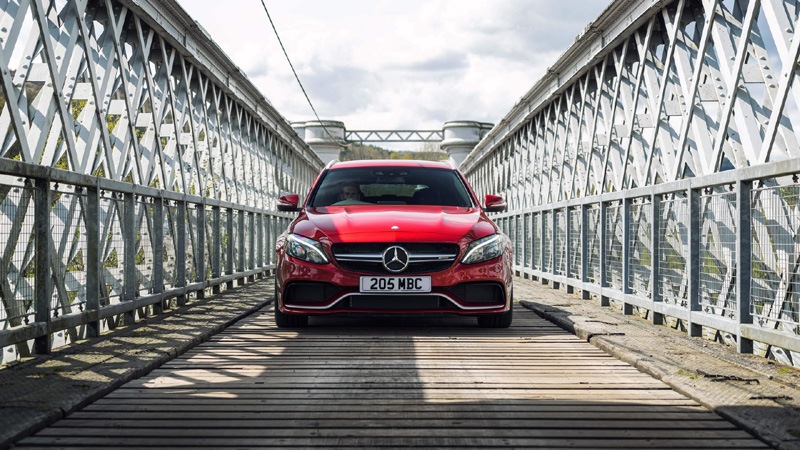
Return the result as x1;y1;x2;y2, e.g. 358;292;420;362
523;213;532;270
699;188;737;320
232;211;240;272
587;206;601;284
49;188;88;318
532;213;541;271
659;195;689;308
134;200;155;297
751;182;800;333
605;202;623;290
99;195;124;306
628;198;652;298
205;207;215;281
220;210;229;274
542;211;552;272
569;208;582;279
264;216;276;266
185;206;199;285
244;212;252;271
514;215;523;265
0;184;35;329
554;210;567;276
163;204;179;291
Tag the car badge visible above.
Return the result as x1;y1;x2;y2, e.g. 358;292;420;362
382;246;409;273
391;225;400;230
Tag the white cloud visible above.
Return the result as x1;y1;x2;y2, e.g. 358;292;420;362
177;0;609;148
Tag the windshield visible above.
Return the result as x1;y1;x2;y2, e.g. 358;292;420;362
308;167;475;207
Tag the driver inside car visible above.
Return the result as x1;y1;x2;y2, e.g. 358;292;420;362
340;183;363;201
334;182;367;205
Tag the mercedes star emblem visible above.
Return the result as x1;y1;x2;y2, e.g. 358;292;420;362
382;246;410;273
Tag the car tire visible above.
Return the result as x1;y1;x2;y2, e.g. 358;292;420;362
274;283;309;328
477;295;513;328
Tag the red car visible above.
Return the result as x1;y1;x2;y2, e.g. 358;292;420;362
274;159;513;328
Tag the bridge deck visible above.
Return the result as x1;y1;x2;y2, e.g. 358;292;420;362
16;299;766;448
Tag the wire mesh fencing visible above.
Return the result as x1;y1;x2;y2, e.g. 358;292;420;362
699;188;738;320
658;194;689;308
751;180;800;334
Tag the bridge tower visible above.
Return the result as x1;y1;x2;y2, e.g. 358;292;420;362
440;121;494;168
292;120;347;164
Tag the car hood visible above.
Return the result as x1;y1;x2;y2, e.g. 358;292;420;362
292;206;497;243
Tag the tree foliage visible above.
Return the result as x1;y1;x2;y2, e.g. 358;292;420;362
339;143;447;162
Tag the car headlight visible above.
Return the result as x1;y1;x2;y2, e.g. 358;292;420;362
285;234;329;264
461;234;505;264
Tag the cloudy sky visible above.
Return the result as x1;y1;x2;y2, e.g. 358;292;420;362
176;0;610;149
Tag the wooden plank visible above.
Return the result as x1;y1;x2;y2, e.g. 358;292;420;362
16;305;766;448
17;436;768;448
88;397;704;407
55;409;734;429
78;402;708;414
30;426;756;439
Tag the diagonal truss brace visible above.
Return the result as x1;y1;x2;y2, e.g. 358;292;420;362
345;130;445;143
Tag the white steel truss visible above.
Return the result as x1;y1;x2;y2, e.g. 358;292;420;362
462;0;800;366
0;0;322;363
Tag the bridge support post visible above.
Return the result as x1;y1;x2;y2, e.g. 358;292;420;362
122;192;136;325
651;193;664;326
622;198;632;315
257;213;264;279
540;212;547;285
33;179;52;355
152;196;165;314
226;208;234;290
688;188;702;337
551;210;559;290
85;184;101;337
600;202;610;307
196;203;206;299
264;215;273;272
212;207;221;294
238;209;246;286
176;200;187;307
522;213;533;280
565;207;574;294
581;205;590;300
736;180;754;354
248;212;256;283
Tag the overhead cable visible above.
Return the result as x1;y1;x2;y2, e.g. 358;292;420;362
259;0;339;142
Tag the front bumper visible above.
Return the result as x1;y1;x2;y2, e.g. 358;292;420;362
277;257;511;316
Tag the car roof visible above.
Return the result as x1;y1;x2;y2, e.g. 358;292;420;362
329;159;455;170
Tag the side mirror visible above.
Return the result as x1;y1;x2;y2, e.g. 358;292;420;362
277;194;300;212
484;194;507;212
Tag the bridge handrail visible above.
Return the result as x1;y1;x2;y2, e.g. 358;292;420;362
0;159;294;356
490;163;800;355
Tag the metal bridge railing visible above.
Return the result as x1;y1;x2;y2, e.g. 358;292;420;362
0;0;323;364
463;0;800;365
492;161;800;362
0;159;295;363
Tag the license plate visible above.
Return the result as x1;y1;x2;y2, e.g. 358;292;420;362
359;276;431;293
